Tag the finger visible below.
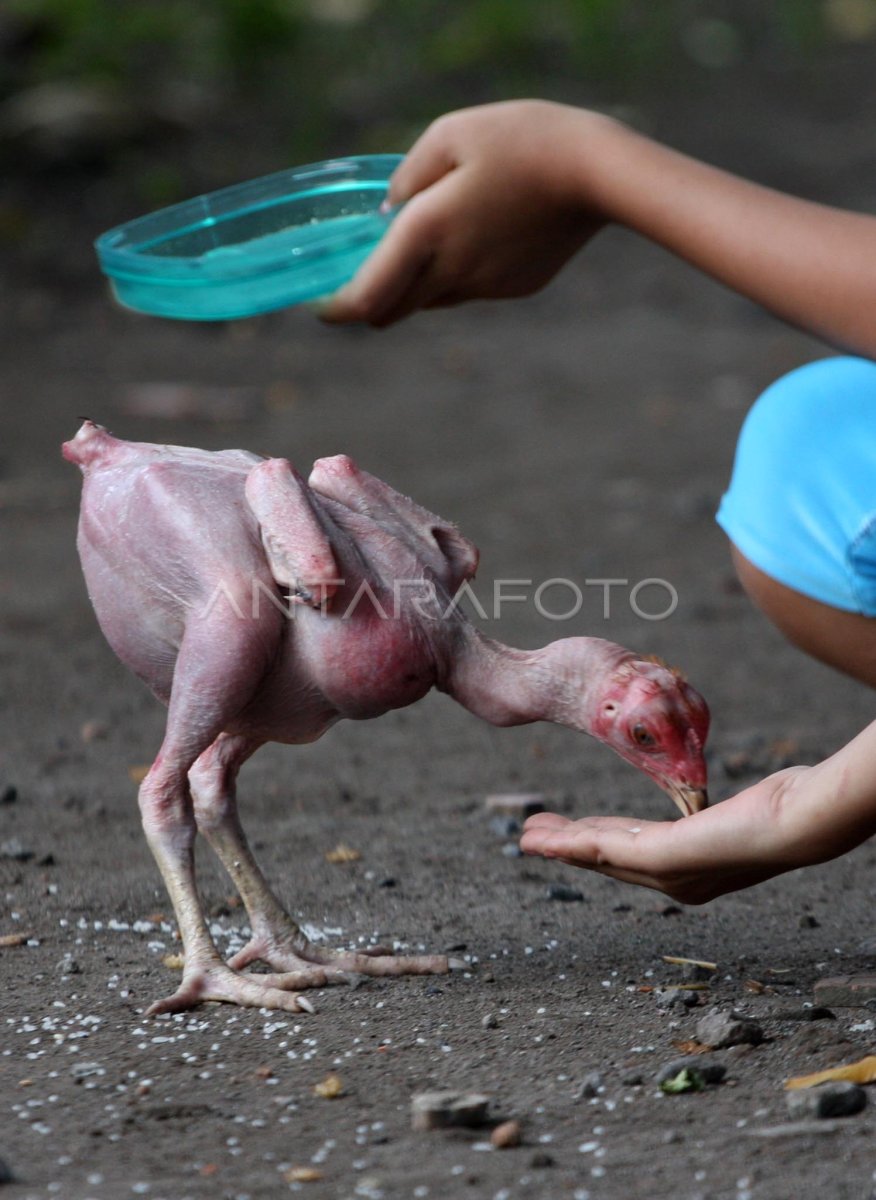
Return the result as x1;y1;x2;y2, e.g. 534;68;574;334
522;812;571;832
523;815;666;891
319;204;435;325
367;257;471;328
521;816;658;867
363;257;443;328
388;118;458;206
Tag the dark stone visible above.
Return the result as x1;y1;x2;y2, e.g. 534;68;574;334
0;785;17;805
656;987;699;1010
814;975;876;1007
489;816;522;839
484;793;546;819
786;1081;867;1120
726;1044;755;1061
0;838;34;862
774;1006;835;1022
411;1091;489;1131
574;1071;604;1100
695;1009;764;1048
546;883;585;903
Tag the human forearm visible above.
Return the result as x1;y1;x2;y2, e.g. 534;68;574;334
580;117;876;358
775;717;876;863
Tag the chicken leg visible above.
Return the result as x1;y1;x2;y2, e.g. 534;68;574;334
188;732;450;985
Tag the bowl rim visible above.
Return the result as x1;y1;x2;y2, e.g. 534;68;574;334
95;153;402;283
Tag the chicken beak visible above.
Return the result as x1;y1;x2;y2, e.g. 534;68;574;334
664;782;708;817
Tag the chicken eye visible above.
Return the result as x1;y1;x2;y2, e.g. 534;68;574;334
632;723;655;747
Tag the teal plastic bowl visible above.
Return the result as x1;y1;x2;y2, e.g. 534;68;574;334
95;155;402;320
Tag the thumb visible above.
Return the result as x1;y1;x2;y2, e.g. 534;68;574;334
387;120;457;206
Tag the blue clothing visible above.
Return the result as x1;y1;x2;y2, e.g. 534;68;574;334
716;357;876;615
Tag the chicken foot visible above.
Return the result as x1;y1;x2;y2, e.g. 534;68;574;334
189;734;450;983
140;761;328;1016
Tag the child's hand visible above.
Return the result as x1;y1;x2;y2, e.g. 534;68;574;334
520;758;873;903
321;99;876;354
321;101;610;327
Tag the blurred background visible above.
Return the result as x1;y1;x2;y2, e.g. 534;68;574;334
2;0;876;277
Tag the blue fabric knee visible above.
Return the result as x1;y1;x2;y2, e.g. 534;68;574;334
716;356;876;615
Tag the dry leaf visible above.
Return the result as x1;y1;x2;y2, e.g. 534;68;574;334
744;979;767;994
785;1054;876;1090
162;953;184;970
671;1040;712;1055
325;844;361;864
0;933;32;948
128;764;150;784
314;1073;344;1099
662;956;717;971
284;1167;324;1183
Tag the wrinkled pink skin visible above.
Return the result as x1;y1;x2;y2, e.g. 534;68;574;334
63;421;709;1015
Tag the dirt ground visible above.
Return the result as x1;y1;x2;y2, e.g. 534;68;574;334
2;52;876;1200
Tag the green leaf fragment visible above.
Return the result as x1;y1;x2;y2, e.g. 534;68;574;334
660;1068;705;1094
